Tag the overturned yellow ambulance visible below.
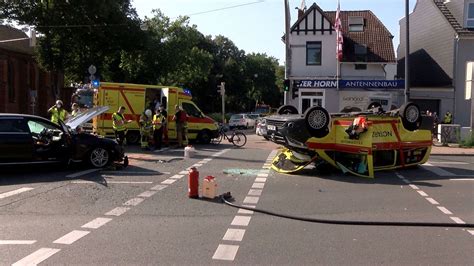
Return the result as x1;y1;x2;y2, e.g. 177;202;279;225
266;102;432;178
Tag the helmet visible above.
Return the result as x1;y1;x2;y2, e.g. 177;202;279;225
56;100;63;106
145;109;152;117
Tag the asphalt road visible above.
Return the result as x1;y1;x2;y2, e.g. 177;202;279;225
1;133;473;265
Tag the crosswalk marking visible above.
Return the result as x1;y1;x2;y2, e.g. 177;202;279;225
0;187;34;200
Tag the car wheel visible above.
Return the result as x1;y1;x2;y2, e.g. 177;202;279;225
88;147;111;168
126;131;140;145
400;102;422;131
304;106;330;138
277;105;299;115
198;129;212;144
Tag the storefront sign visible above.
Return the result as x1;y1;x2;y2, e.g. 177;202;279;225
296;79;404;89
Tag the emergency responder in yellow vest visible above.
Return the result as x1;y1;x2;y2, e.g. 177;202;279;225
152;108;165;150
48;100;68;125
443;111;452;124
139;109;153;150
112;106;132;146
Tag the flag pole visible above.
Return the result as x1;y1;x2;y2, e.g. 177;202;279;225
336;0;341;90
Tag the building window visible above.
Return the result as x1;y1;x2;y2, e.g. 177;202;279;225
467;3;474;28
355;64;367;70
348;17;364;32
354;44;367;62
306;42;322;65
7;60;15;103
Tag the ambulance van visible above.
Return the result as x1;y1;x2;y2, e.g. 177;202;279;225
93;82;219;144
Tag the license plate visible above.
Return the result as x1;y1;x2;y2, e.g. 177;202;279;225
267;125;276;131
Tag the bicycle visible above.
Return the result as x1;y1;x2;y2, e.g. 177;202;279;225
211;125;247;147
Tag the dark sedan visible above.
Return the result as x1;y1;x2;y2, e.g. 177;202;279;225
0;108;127;168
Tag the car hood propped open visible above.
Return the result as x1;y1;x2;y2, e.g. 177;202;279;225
65;106;109;130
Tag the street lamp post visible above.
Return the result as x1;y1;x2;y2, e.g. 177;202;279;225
404;0;410;104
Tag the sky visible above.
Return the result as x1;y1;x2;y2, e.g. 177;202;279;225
132;0;417;64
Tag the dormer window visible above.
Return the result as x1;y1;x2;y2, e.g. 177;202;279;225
467;2;474;28
348;16;364;32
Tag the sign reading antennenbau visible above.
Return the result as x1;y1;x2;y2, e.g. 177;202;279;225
296;79;404;89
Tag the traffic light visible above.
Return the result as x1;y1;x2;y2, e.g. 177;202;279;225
283;79;290;92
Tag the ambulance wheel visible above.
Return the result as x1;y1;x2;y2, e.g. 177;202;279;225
400;102;422;131
126;131;140;145
367;102;383;112
304;106;330;138
277;105;298;115
198;130;212;144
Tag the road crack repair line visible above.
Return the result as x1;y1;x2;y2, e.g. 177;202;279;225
10;148;231;265
395;173;474;237
212;149;278;261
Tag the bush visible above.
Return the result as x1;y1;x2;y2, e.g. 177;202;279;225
208;113;232;123
460;132;474;147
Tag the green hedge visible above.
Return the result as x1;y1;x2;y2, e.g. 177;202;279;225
461;132;474;147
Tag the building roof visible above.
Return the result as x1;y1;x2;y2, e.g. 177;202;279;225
0;25;34;55
324;10;396;63
433;0;474;37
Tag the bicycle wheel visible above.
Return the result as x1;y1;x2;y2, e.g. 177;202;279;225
211;132;224;144
231;132;247;147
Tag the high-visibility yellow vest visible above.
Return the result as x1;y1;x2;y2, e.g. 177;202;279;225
51;108;67;125
139;114;152;131
112;112;127;131
153;114;164;130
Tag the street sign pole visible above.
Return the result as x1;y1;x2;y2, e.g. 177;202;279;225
221;82;226;124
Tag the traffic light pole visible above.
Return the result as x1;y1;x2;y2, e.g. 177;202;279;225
218;82;226;124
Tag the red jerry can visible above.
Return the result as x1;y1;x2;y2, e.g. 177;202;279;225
188;167;199;198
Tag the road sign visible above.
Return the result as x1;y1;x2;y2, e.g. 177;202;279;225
89;74;95;81
88;65;96;75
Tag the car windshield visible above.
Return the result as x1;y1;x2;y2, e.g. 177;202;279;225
230;115;243;120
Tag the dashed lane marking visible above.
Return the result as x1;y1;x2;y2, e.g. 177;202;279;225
100;171;170;175
257;173;268;177
437;206;453;215
105;207;130;216
248;189;262;196
251;182;265;189
179;170;188;175
425;198;439;205
12;248;61;266
150;184;168;191
450;217;466;224
212;244;239;261
81;218;112;229
123;198;145;206
137;190;158;198
0;187;34;200
231;216;251;226
416;190;428;197
192;163;203;167
161;179;177;185
222;228;246;242
243;196;259;204
255;177;267;182
66;169;100;178
53;230;90;245
0;240;36;245
409;184;419;190
468;230;474;236
169;174;184;179
421;163;456;176
71;181;153;184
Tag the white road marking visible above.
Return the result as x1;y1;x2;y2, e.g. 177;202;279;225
0;240;36;245
12;248;61;266
66;169;100;178
0;187;34;200
416;190;428;197
81;217;112;229
222;228;246;241
105;207;130;216
450;217;465;224
192;163;203;167
257;173;268;177
231;216;251;226
179;170;188;175
212;244;239;261
71;181;152;184
437;206;453;215
138;190;158;198
248;189;262;196
260;169;271;174
255;177;267;182
238;205;255;214
169;174;184;179
150;184;168;191
123;198;145;206
100;171;168;175
401;178;410;184
203;158;212;161
243;196;259;204
251;182;265;189
197;160;208;164
428;161;469;165
53;230;90;245
467;230;474;236
425;198;439;205
161;179;177;185
409;184;419;190
449;178;474;181
421;163;456;176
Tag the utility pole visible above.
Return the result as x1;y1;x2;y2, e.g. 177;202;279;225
284;0;291;105
217;82;226;124
404;0;410;104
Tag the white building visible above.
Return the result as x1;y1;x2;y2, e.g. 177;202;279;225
285;3;403;114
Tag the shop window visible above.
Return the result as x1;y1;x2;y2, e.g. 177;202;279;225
467;2;474;28
349;17;364;32
306;42;322;65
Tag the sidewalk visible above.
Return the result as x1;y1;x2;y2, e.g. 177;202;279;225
431;144;474;156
